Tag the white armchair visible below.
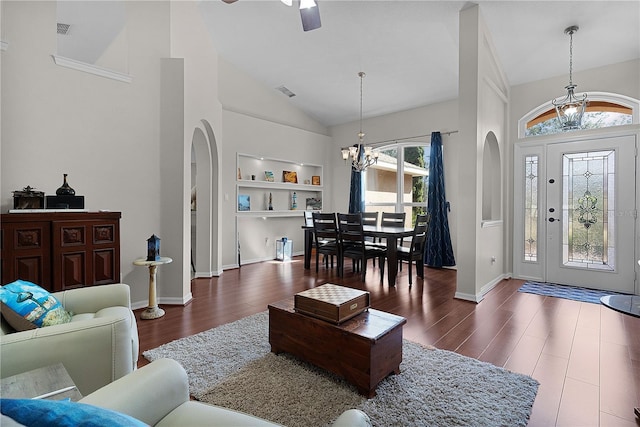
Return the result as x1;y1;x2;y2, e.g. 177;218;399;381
0;284;139;395
81;358;372;427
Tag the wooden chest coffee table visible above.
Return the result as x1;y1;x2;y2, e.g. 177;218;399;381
268;297;406;397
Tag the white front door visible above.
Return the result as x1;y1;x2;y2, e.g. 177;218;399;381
514;134;637;293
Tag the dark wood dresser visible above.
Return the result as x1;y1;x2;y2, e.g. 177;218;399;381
1;212;121;291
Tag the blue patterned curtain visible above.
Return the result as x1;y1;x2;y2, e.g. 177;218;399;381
348;145;364;213
425;132;456;267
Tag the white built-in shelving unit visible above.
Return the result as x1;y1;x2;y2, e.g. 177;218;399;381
235;153;324;265
236;153;323;217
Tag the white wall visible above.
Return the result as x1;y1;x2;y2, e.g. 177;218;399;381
1;1;170;306
1;1;335;306
160;1;225;302
217;58;332;268
456;4;509;302
219;109;332;267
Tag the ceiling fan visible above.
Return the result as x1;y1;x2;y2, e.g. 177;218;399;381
221;0;321;32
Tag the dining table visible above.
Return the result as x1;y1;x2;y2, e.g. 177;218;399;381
303;224;415;287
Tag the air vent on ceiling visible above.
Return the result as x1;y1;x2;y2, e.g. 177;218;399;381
276;85;296;98
57;23;71;35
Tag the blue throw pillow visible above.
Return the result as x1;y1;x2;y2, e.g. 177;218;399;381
0;399;148;427
0;280;72;331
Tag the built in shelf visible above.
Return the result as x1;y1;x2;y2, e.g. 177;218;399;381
237;180;322;191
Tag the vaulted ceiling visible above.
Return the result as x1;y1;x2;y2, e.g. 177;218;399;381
198;0;640;127
54;1;640;128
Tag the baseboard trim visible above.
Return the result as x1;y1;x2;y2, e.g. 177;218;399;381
454;291;483;303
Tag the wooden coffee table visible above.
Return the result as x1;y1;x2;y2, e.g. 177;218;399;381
268;297;406;397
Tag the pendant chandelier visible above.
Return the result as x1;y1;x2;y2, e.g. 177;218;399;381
341;72;378;172
552;25;588;131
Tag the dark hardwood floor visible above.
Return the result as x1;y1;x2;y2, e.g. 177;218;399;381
135;256;640;426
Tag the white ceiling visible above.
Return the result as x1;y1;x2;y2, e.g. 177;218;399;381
198;0;640;127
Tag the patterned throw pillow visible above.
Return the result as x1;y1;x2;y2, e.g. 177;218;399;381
0;280;73;331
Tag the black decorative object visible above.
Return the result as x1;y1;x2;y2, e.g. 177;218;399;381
56;173;76;196
147;234;161;261
45;195;84;209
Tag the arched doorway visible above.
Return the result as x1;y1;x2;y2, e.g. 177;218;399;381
189;119;221;278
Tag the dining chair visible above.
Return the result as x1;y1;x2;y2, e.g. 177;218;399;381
377;212;407;266
397;213;430;287
381;212;406;228
311;212;341;273
337;213;386;282
361;211;380;266
362;211;379;227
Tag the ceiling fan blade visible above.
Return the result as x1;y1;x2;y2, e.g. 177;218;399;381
300;2;321;31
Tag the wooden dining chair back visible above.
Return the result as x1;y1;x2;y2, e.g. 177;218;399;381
337;213;386;282
397;213;431;287
381;212;406;228
361;212;381;265
311;212;341;273
378;212;408;255
361;212;379;227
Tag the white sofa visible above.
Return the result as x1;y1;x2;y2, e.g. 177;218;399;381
80;358;372;426
0;283;139;395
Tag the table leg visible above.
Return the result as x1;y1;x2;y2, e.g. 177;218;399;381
141;264;165;320
386;236;398;286
304;228;313;269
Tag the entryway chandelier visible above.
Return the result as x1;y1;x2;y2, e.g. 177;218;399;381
552;25;588;131
341;72;378;172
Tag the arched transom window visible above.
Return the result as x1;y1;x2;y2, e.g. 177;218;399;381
520;93;638;138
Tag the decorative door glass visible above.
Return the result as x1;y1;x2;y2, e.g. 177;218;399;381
523;155;538;262
561;150;615;271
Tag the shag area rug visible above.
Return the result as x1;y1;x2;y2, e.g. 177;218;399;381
518;281;625;304
143;311;539;427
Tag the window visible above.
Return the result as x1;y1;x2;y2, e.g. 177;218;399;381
364;144;429;227
524;101;633;137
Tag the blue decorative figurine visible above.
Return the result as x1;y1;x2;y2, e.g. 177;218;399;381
147;234;161;261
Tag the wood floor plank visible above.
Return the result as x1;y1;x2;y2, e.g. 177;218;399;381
134;255;640;426
599;341;637;423
528;353;568;427
504;333;547;376
566;324;600;386
556;378;600;427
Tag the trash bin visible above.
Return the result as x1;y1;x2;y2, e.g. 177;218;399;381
276;238;293;261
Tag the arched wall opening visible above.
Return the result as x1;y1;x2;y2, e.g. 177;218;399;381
482;131;501;222
188;119;221;278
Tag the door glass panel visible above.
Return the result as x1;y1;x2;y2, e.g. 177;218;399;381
562;150;615;271
524;155;538;261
